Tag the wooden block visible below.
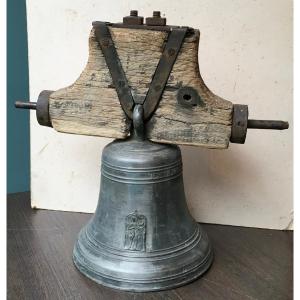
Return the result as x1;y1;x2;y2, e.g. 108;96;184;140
49;26;233;148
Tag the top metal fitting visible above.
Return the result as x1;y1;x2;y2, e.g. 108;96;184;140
123;10;144;25
146;11;166;26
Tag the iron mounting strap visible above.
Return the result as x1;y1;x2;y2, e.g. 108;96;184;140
142;27;187;120
93;22;135;119
93;22;187;121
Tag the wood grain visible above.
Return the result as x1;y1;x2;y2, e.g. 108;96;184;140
49;27;233;149
8;192;293;300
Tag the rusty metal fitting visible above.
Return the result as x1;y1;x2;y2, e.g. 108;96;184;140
230;104;248;144
130;10;138;17
247;119;289;130
15;90;53;127
123;10;144;25
146;11;166;26
230;104;289;144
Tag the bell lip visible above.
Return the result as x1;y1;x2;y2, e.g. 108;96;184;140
72;224;214;292
73;250;214;293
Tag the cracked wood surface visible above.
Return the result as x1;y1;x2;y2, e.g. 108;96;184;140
8;192;293;300
49;27;233;149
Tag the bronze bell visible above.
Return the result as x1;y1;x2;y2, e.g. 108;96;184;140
14;12;289;293
73;105;213;291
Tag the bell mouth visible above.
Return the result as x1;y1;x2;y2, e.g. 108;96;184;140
73;223;213;292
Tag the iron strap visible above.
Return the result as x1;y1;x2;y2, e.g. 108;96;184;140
93;22;135;119
93;22;187;121
142;27;187;120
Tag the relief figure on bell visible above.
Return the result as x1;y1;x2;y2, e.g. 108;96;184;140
124;211;146;251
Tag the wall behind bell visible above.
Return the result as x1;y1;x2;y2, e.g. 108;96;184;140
7;0;30;193
27;0;293;229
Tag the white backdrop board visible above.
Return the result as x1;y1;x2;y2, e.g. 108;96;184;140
27;0;293;230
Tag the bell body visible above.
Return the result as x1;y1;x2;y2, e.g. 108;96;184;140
73;137;213;291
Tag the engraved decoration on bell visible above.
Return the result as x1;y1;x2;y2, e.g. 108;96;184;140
124;211;147;251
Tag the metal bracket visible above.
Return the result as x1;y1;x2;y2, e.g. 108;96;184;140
142;27;187;120
93;22;187;122
93;22;135;119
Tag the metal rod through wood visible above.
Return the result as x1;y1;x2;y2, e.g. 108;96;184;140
247;119;289;130
15;101;37;110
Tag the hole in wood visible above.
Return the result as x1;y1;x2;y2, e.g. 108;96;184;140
183;94;192;101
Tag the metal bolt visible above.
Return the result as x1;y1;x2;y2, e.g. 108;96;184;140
153;11;161;18
123;10;143;25
168;48;176;56
130;10;138;17
146;11;166;26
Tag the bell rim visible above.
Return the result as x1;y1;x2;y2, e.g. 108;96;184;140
73;224;213;292
73;260;213;293
73;245;213;292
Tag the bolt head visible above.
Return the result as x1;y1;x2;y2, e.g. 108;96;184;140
130;10;138;17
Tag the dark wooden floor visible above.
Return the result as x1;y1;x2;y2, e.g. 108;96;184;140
7;192;293;300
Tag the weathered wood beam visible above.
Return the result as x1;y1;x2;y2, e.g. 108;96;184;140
49;27;233;148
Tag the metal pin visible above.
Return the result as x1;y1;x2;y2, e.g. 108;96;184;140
247;119;289;130
15;101;37;110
